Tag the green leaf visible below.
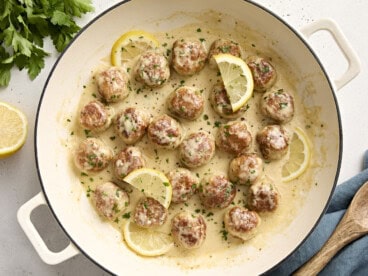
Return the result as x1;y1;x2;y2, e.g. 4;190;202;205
64;0;94;17
27;14;50;38
0;46;13;86
0;63;12;86
26;47;48;80
4;23;33;57
19;0;34;8
14;54;28;70
51;10;73;27
50;24;80;52
0;0;15;21
0;0;94;87
17;15;32;38
1;55;15;64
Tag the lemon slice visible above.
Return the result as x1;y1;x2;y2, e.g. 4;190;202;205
0;102;28;158
123;168;172;208
282;127;311;182
123;219;173;257
214;53;254;112
110;30;159;66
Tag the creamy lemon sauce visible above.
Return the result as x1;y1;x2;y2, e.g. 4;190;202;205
66;11;317;269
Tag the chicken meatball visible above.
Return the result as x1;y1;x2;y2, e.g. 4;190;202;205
147;114;183;149
172;38;208;76
74;138;113;173
167;168;199;204
199;174;236;209
208;38;243;68
93;182;129;220
133;197;168;228
179;131;215;168
249;179;279;212
256;125;290;160
260;89;295;123
229;153;263;185
216;121;252;155
115;107;150;144
210;83;247;119
79;100;114;132
167;86;204;120
96;67;129;103
171;212;206;249
224;206;261;241
246;56;277;92
134;50;170;88
113;146;145;180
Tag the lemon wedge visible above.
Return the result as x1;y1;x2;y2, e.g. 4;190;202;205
123;219;173;257
110;30;159;66
214;53;254;112
282;127;312;182
123;168;172;208
0;102;28;158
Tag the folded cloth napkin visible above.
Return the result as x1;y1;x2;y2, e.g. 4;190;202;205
267;150;368;275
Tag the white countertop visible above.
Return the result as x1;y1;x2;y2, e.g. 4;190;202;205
1;0;367;275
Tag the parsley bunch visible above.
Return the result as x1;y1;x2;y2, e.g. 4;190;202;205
0;0;94;87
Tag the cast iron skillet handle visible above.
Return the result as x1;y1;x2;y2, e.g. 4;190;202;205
17;192;80;264
300;18;361;91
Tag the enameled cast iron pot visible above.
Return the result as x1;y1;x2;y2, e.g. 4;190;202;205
18;0;360;274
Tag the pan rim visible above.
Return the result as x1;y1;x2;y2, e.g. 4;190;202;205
34;0;341;274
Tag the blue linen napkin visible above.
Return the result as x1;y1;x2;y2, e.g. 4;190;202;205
268;150;368;275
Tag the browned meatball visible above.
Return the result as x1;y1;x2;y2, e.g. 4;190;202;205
172;38;208;76
134;50;170;88
113;146;145;180
249;179;279;212
199;174;236;209
147;114;183;149
79;100;114;132
208;39;243;68
133;197;168;228
93;182;129;220
74;138;113;173
260;89;295;123
115;107;150;144
224;206;261;241
96;67;129;103
171;212;206;249
166;168;199;204
167;86;204;120
209;83;246;119
216;121;252;155
179;131;215;168
246;56;277;92
229;153;263;185
256;125;290;160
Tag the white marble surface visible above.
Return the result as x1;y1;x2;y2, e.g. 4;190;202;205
1;0;367;275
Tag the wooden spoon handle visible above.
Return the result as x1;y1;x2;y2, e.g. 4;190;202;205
293;217;363;276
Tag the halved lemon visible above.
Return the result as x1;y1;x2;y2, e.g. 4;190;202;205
123;220;173;257
123;168;172;208
214;53;254;112
110;30;159;66
0;102;28;158
282;127;312;182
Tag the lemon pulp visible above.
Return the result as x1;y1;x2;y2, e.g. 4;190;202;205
282;127;311;182
110;30;159;66
0;102;28;158
214;53;254;112
123;168;172;208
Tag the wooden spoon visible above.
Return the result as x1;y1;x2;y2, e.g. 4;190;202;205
294;181;368;276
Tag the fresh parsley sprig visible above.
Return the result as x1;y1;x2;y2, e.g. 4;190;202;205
0;0;94;87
